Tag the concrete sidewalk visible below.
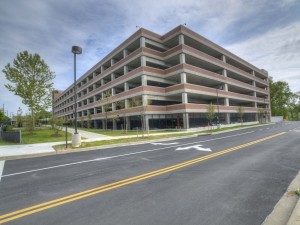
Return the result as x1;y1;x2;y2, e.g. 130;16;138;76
0;142;59;159
66;127;109;139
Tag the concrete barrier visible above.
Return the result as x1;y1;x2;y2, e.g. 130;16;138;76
271;116;284;123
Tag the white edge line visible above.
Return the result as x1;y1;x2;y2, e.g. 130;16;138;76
0;160;5;182
2;131;254;178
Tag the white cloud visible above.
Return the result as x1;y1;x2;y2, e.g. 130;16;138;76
225;21;300;92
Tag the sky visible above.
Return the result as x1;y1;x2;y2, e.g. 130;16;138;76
1;0;300;116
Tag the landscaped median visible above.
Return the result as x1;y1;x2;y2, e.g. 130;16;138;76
53;123;265;151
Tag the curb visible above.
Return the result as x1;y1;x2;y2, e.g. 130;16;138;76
262;171;300;225
55;133;203;155
287;197;300;225
0;152;56;161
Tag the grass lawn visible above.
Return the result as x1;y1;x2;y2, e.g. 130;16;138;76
0;141;19;146
75;127;181;136
22;129;72;144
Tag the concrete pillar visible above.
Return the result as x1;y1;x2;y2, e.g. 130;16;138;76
111;88;115;96
222;69;227;77
124;82;129;91
255;113;259;122
125;99;130;109
140;37;146;48
126;116;131;130
93;96;97;102
124;65;129;74
123;49;128;58
183;113;189;129
101;105;105;113
111;58;115;66
141;75;147;86
112;102;116;111
141;56;146;66
225;98;229;106
182;93;188;104
179;34;185;45
113;119;117;130
144;115;149;131
111;73;115;81
180;73;187;83
222;55;226;63
101;66;104;73
142;95;148;106
252;80;256;87
101;79;104;86
224;83;228;92
225;113;230;124
252;70;255;76
180;53;186;64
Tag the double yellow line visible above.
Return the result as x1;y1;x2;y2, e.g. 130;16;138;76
0;132;286;224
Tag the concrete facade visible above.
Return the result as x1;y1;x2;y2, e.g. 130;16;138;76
53;25;271;130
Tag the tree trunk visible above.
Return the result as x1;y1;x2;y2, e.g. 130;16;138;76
31;107;35;134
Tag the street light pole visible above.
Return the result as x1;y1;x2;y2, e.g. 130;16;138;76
71;46;82;147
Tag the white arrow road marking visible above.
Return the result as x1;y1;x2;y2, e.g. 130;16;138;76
151;142;179;146
2;131;253;178
0;160;5;182
176;145;212;152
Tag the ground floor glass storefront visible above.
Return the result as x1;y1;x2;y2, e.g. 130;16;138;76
88;112;259;130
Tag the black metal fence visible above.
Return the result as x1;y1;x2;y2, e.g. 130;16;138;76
0;124;21;143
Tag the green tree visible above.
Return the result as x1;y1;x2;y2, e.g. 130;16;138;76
0;110;10;124
80;116;85;128
269;77;293;118
206;103;215;128
129;97;152;136
237;106;245;125
25;114;34;133
258;108;265;124
286;93;300;121
51;116;63;136
3;51;55;131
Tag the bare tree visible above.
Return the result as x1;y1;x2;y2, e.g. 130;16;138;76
102;90;113;130
87;112;92;129
206;103;215;130
237;106;245;125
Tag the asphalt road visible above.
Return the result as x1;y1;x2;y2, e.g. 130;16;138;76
0;122;300;225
